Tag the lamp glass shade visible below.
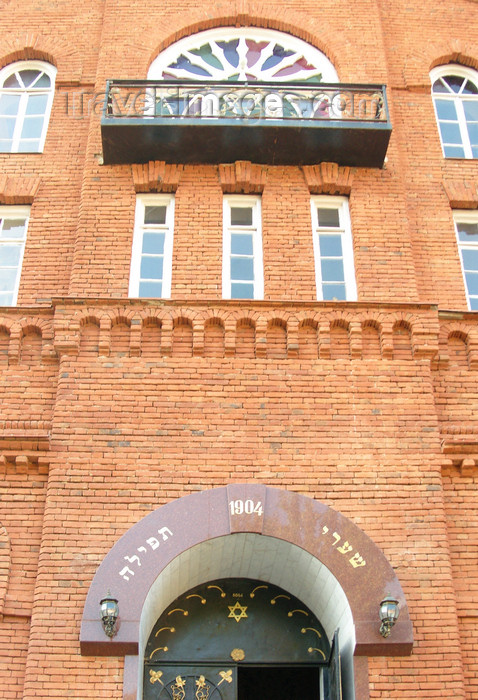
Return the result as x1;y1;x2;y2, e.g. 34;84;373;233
100;596;119;619
379;596;399;622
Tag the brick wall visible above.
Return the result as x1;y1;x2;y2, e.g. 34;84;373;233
0;0;477;698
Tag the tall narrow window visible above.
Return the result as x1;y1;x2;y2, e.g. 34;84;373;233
0;61;56;153
129;195;175;299
311;196;357;301
223;196;263;300
454;211;478;310
0;206;30;305
431;66;478;159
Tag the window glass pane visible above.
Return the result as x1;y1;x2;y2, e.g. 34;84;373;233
444;144;465;158
140;256;164;280
0;244;21;266
319;234;342;257
465;271;478;295
144;205;167;224
231;282;254;299
0;94;21;116
17;140;40;152
464;100;478;121
1;220;26;239
470;296;478;310
317;208;340;227
231;233;253;255
467;123;478;145
20;116;44;139
0;118;16;139
230;207;253;226
0;291;13;305
322;283;346;300
3;74;21;88
462;249;478;270
435;99;457;120
25;94;48;115
33;73;51;88
231;256;254;281
457;222;478;241
432;78;449;94
440;121;462;144
142;232;165;254
321;259;344;282
446;76;466;93
0;268;18;291
472;145;478;158
138;280;163;297
0;139;13;152
19;70;42;88
463;81;478;95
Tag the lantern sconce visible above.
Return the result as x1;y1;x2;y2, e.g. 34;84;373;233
100;591;119;638
379;595;400;638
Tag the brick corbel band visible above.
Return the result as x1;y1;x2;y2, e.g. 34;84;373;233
218;160;267;193
0;176;41;205
131;161;184;193
302;162;354;195
442;179;478;209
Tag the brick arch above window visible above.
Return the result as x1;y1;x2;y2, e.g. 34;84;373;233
0;33;83;82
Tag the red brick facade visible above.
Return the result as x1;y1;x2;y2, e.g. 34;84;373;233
0;0;477;698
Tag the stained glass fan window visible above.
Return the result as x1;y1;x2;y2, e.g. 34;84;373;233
148;28;338;83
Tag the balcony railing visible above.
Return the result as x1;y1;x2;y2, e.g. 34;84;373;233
101;80;392;167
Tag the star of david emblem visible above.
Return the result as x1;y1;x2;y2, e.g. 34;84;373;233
228;601;248;622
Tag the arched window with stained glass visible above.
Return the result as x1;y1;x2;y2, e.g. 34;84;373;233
148;28;338;83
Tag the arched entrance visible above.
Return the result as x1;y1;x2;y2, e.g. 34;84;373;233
80;485;413;700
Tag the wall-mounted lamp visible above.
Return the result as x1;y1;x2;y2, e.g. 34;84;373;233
100;591;119;638
379;595;400;638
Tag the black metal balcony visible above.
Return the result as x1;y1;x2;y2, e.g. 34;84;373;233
101;80;392;167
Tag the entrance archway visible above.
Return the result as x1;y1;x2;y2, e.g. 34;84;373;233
80;485;413;700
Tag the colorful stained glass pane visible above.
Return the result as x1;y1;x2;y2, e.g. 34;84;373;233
168;55;212;77
262;45;295;71
274;59;319;79
216;40;240;68
190;45;223;71
246;40;268;68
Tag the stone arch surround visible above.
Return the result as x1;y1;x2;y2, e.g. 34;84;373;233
80;485;413;697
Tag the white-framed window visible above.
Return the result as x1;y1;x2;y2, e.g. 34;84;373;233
223;195;263;300
0;206;30;306
0;61;56;153
311;196;357;301
431;65;478;159
453;210;478;310
129;194;175;299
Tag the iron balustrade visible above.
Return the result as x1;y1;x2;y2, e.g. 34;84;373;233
103;80;389;124
100;80;392;166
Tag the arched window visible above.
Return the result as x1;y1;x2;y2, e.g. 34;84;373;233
0;60;56;153
431;65;478;159
148;28;338;82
